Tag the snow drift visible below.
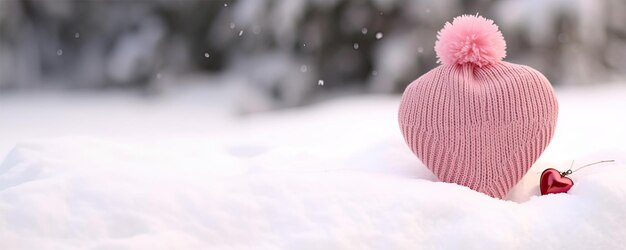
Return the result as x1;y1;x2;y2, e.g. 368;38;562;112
1;84;625;249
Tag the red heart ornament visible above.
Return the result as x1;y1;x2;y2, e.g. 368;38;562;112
540;168;574;195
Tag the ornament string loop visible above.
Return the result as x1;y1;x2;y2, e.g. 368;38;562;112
561;160;615;176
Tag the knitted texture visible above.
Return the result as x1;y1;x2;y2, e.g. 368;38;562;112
398;62;558;198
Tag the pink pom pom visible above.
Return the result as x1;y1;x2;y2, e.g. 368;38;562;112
435;14;506;67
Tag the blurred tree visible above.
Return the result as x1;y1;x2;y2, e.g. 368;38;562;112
1;0;625;111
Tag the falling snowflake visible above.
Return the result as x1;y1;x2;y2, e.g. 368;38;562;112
375;32;383;40
229;23;235;29
417;47;424;53
318;80;324;86
361;28;368;35
156;73;162;79
56;49;63;56
372;71;378;76
425;9;431;14
204;53;210;58
74;33;80;39
224;3;228;7
300;65;308;73
238;30;244;36
303;43;307;47
353;43;359;50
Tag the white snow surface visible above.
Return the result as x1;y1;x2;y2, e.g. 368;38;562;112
1;82;626;249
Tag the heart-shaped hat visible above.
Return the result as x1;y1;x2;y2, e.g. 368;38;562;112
398;14;558;199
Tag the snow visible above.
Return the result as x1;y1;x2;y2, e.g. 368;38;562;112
1;82;626;248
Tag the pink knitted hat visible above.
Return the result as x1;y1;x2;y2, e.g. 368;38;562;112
398;14;558;199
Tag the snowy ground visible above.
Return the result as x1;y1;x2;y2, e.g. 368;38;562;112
1;81;626;249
